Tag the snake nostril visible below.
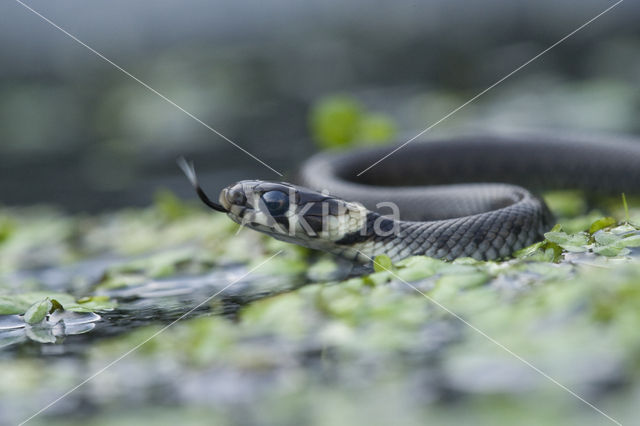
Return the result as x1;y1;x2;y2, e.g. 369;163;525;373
227;188;247;206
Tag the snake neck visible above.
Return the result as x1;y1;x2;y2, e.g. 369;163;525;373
331;206;552;263
327;212;417;263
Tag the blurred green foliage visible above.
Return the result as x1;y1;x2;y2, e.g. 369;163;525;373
1;190;640;425
309;95;396;149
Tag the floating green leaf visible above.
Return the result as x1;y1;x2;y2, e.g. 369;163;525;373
588;216;616;234
594;231;621;246
373;254;392;273
49;299;64;313
621;234;640;247
0;292;116;316
23;298;52;324
514;241;544;258
67;296;117;312
593;245;630;257
543;231;589;252
0;296;25;315
590;230;639;256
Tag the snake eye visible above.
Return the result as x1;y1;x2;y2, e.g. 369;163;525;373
261;191;289;216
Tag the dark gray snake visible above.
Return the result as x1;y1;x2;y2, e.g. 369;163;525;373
181;133;640;263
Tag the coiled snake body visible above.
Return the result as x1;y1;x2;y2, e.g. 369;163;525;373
182;133;640;263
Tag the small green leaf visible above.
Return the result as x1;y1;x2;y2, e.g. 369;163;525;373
66;296;117;312
550;223;563;232
24;298;52;324
621;234;640;248
25;327;57;344
514;242;544;258
611;224;637;234
77;295;110;304
544;231;588;250
588;217;617;234
594;231;621;246
593;245;629;257
544;246;562;262
373;255;392;273
0;296;27;315
49;299;65;313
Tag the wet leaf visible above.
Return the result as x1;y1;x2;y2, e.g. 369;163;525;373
611;223;638;234
544;231;588;252
68;296;117;312
23;298;52;325
514;241;544;258
550;223;563;232
592;245;630;257
0;292;115;316
0;296;27;315
373;254;392;273
594;231;621;246
588;217;616;234
621;234;640;247
25;325;58;343
49;299;64;313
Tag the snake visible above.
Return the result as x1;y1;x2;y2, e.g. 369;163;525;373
179;133;640;264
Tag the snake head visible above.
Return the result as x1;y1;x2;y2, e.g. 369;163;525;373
220;180;369;249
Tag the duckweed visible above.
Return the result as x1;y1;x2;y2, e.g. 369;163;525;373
1;191;640;425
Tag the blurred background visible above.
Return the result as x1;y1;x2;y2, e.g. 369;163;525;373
1;0;639;211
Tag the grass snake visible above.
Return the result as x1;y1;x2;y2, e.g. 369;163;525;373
181;133;640;263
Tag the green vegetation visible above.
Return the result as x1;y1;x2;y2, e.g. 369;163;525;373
0;292;115;316
1;187;640;425
309;95;396;148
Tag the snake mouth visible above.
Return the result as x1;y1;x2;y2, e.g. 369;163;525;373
219;184;250;221
219;188;233;212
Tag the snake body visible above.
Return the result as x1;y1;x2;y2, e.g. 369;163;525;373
184;133;640;263
296;133;640;262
